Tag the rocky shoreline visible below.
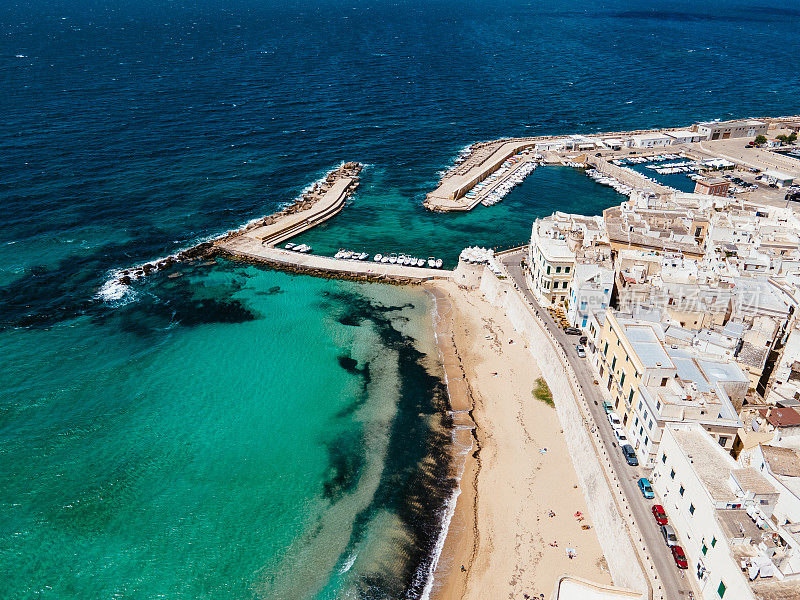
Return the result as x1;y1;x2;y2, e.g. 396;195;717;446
103;162;363;293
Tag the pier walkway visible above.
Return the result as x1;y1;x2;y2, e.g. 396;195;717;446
425;140;537;211
217;237;453;283
247;176;355;246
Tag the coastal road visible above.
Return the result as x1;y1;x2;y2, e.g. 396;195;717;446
499;251;696;600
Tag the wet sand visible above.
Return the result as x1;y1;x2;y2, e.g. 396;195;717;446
426;280;612;600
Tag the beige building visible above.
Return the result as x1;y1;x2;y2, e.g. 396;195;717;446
694;119;768;141
597;311;745;464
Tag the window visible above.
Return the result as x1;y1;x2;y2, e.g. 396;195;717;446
620;372;626;387
661;453;667;464
556;266;561;273
547;265;551;274
603;342;608;356
670;469;675;479
711;537;717;547
638;400;643;411
760;499;770;505
656;400;661;412
565;266;570;273
702;543;708;556
629;389;634;404
718;436;729;447
679;485;685;496
690;504;695;515
611;356;617;370
661;377;668;387
648;420;653;430
717;581;726;598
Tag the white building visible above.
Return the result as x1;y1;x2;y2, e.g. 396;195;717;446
631;133;674;148
567;263;613;328
527;220;576;305
666;130;706;144
653;423;800;600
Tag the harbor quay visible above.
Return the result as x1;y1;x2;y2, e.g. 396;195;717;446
425;115;800;213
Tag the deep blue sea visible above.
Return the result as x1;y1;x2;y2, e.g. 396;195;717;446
1;1;798;598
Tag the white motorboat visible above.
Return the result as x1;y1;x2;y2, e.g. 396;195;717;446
381;255;389;263
342;250;353;259
435;258;443;268
285;243;296;250
388;253;397;264
427;256;436;267
334;250;345;259
416;258;425;267
358;252;369;260
373;253;383;262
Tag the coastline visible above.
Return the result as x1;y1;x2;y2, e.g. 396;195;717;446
424;279;613;600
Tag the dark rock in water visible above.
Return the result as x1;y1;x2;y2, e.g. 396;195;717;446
142;263;155;273
119;275;131;285
157;261;167;270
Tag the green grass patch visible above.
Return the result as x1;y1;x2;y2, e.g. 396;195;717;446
533;377;554;407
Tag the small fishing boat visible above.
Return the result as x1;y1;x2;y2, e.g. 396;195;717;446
427;256;436;268
435;258;443;268
373;253;383;262
285;243;296;250
358;252;369;260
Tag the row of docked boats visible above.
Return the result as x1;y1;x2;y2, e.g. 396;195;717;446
333;249;444;268
612;153;684;165
461;153;540;208
284;242;313;253
585;169;635;196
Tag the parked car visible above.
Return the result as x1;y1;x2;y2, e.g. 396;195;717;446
661;524;678;547
602;400;614;414
621;444;638;466
671;545;688;569
651;504;668;526
579;335;588;345
564;327;582;335
613;426;628;444
607;411;621;428
576;345;586;358
637;477;654;499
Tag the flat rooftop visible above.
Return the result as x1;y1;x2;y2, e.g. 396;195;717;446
671;427;737;503
625;324;674;369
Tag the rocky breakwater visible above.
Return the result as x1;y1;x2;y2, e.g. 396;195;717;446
97;162;363;302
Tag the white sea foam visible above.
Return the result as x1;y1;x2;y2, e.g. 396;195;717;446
338;552;358;574
416;485;462;600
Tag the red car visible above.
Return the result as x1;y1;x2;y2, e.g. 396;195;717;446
652;504;668;526
671;545;688;569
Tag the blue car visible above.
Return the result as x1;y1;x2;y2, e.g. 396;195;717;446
638;477;654;499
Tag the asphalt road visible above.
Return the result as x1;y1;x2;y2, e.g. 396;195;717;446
499;251;696;600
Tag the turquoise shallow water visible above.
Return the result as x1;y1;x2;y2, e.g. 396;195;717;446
1;264;450;599
1;0;798;598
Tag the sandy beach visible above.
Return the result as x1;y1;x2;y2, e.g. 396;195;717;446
427;279;612;600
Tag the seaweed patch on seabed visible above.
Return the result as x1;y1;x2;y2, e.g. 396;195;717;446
323;289;457;600
102;268;260;336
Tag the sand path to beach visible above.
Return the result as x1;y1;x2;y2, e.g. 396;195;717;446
428;280;612;600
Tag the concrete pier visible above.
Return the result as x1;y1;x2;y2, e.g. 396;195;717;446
216;240;453;283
